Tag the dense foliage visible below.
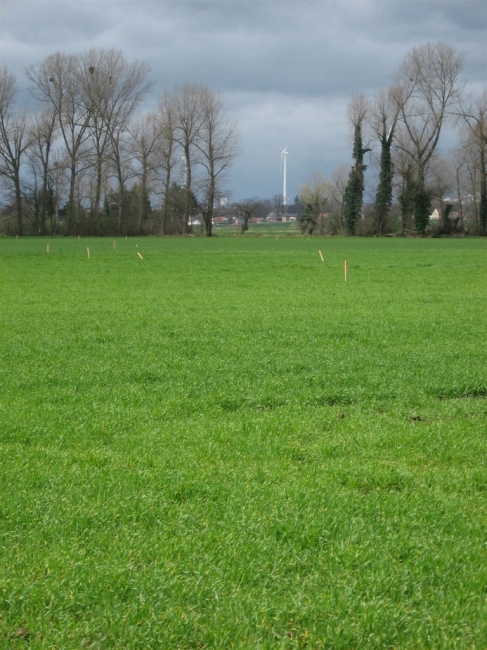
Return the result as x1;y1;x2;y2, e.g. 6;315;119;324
343;113;370;236
373;135;393;234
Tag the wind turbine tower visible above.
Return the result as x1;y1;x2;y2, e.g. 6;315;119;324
280;146;289;206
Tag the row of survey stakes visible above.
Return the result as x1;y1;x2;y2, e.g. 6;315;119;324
44;236;144;259
42;241;345;279
318;249;348;281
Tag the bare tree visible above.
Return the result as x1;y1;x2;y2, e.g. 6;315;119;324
79;55;112;229
459;131;484;232
449;146;468;232
194;88;239;236
393;141;417;238
395;42;464;233
174;83;206;235
370;86;402;233
330;164;348;225
342;93;371;235
27;108;58;234
129;111;160;234
26;49;151;236
0;66;32;235
154;92;179;235
48;158;67;234
80;48;151;235
299;172;336;235
234;198;263;234
457;91;487;233
428;155;456;232
26;52;94;235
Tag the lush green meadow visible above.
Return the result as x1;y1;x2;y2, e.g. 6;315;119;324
0;236;486;649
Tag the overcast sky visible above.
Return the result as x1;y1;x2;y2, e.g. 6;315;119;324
1;0;486;201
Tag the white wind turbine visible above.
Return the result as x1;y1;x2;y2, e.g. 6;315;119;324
280;145;289;206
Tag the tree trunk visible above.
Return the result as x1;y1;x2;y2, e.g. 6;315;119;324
66;162;77;236
161;167;171;235
39;154;51;236
93;155;103;234
374;135;393;234
137;159;147;235
118;185;124;235
455;168;464;231
14;172;23;236
115;158;125;235
479;145;486;234
182;146;191;235
413;172;431;235
205;158;215;237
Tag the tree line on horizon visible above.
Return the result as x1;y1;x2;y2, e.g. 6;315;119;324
0;43;485;237
298;42;486;237
0;48;239;237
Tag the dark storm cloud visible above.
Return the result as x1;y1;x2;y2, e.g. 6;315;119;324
1;0;485;199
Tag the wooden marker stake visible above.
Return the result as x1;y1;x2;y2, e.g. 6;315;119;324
87;247;90;259
113;240;116;250
46;244;50;253
137;252;143;260
344;260;348;282
318;250;324;263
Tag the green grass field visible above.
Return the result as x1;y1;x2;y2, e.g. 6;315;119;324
1;236;486;648
214;222;300;236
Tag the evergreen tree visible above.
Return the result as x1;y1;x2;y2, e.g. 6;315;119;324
374;135;393;234
343;166;363;235
343;121;370;235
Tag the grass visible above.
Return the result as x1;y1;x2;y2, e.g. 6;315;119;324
0;236;486;648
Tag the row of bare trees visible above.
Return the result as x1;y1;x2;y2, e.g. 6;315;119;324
0;48;239;236
351;43;486;235
300;43;486;236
